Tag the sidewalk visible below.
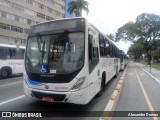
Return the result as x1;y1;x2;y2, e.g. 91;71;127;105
136;62;160;83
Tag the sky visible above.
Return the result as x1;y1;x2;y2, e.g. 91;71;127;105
82;0;160;53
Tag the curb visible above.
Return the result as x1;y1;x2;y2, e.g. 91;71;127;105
99;67;128;120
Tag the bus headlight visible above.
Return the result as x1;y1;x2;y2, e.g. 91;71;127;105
71;76;86;91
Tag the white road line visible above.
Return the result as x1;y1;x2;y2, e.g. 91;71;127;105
136;64;160;85
0;81;23;87
0;95;25;106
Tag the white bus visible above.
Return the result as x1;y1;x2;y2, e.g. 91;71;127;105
0;44;25;78
124;54;129;66
24;18;120;105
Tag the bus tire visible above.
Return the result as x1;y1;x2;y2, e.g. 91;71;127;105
0;67;11;78
114;67;119;78
97;73;106;97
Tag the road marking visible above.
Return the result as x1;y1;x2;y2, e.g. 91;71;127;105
136;64;160;85
135;71;158;120
0;95;25;106
0;81;23;87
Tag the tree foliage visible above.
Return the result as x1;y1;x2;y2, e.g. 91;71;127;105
116;13;160;64
128;40;145;60
153;47;160;62
116;22;137;41
107;33;115;41
153;40;160;62
68;0;89;17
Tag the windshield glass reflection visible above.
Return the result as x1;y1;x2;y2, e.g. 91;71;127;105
25;32;84;74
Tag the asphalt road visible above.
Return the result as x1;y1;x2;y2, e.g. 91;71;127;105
113;62;160;120
0;62;160;120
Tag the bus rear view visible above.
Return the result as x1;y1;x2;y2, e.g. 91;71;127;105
24;18;89;104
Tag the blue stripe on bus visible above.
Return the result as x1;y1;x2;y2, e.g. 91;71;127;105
27;79;44;85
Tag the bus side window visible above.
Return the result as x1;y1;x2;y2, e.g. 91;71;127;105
88;31;99;74
109;43;113;57
99;35;105;57
105;38;110;57
93;48;98;57
88;34;93;63
9;48;24;59
0;47;9;59
16;49;25;59
88;33;99;61
9;48;16;58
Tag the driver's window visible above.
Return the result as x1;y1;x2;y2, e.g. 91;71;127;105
88;29;99;74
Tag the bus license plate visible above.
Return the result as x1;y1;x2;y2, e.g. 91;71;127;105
42;96;54;102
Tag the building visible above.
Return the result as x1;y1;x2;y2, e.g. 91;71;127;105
0;0;65;46
65;0;74;18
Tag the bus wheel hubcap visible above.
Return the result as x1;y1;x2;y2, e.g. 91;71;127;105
2;71;8;77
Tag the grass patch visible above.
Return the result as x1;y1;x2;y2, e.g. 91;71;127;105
151;63;160;70
140;61;148;65
140;61;160;70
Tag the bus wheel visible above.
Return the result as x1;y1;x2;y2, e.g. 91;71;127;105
114;67;119;78
97;74;105;97
0;68;11;78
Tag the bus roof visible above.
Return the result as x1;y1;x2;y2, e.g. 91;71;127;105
32;17;86;27
30;17;118;49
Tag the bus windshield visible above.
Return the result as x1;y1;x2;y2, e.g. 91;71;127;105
25;32;84;74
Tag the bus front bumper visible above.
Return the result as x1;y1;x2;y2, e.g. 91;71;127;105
24;83;89;105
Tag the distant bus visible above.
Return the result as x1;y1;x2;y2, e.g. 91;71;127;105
0;44;25;78
124;54;129;66
119;50;125;71
24;17;120;105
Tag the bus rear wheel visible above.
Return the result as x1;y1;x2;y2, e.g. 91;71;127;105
114;67;119;78
0;68;11;78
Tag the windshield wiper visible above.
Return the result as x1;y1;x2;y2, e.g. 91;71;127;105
37;35;47;73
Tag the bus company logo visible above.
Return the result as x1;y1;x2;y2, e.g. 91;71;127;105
2;112;11;117
45;85;49;89
55;86;68;90
8;62;23;65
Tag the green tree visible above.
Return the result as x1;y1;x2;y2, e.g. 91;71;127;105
116;13;160;64
68;0;89;17
107;33;115;41
128;40;145;61
153;47;160;62
153;39;160;62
